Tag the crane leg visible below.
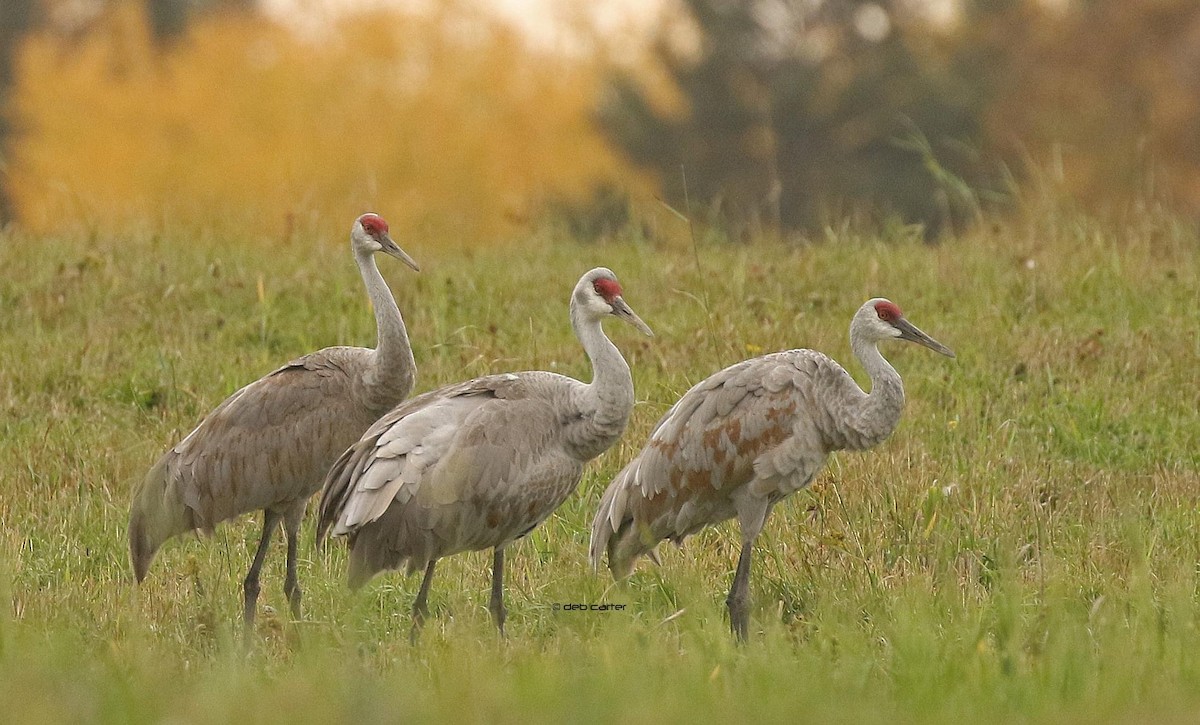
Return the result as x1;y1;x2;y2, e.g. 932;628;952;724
282;506;304;620
727;496;770;642
726;543;754;642
489;546;507;636
243;509;283;629
410;560;437;644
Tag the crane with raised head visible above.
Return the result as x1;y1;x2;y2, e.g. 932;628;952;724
318;267;652;639
129;213;420;626
590;298;954;641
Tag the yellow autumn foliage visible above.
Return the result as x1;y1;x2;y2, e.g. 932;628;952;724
10;4;650;243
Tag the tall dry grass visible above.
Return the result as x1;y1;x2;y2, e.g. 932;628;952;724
0;202;1197;721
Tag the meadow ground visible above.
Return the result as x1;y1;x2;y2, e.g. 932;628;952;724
1;209;1198;723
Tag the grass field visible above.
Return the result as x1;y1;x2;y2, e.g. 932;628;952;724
1;209;1198;723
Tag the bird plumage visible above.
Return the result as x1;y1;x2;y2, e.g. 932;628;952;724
591;350;841;575
129;213;419;625
317;267;652;636
320;372;587;586
590;298;953;639
130;351;401;573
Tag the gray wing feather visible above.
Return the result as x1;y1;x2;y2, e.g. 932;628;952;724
320;372;586;578
321;372;578;539
333;395;480;532
167;348;373;527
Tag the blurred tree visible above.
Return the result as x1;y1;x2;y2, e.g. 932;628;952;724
145;0;258;47
977;0;1200;215
598;0;778;239
0;0;260;226
603;0;1200;234
144;0;191;45
599;0;993;238
0;0;39;225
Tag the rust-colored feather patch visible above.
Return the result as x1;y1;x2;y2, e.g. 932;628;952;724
593;277;622;303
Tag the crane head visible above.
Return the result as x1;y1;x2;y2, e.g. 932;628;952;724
858;298;955;357
353;213;420;272
574;267;654;337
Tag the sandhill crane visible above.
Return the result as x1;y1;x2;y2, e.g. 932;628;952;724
129;213;420;626
317;267;652;639
590;298;954;641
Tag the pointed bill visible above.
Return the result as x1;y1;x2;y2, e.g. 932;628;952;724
895;317;954;357
611;297;653;337
380;234;420;272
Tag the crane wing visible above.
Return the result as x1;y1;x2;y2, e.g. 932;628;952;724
634;351;831;496
164;348;368;527
593;350;854;550
591;350;857;572
318;373;573;541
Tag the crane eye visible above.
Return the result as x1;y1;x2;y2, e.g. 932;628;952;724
874;301;902;323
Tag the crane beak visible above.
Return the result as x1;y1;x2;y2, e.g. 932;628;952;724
611;297;654;337
380;235;420;272
895;317;955;357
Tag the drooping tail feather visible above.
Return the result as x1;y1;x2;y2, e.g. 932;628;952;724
128;453;195;582
316;435;387;591
588;480;618;572
315;441;366;545
589;458;643;580
317;424;434;590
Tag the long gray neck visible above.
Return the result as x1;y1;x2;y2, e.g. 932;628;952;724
568;303;634;460
356;249;415;412
840;325;905;451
